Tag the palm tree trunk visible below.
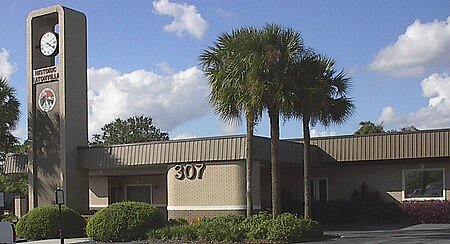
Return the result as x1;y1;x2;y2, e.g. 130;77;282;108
246;111;254;217
269;109;281;218
303;116;312;220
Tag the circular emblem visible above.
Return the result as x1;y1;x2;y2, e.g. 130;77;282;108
38;88;56;112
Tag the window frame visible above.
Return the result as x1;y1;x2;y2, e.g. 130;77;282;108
309;177;328;203
402;168;445;201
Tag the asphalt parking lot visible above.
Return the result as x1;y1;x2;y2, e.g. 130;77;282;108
318;224;450;244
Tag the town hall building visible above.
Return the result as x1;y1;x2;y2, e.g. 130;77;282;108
3;5;450;220
5;128;450;219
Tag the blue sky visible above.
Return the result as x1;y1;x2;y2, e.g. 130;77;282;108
1;0;449;141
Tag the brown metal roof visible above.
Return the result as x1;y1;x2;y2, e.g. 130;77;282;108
2;154;28;174
253;136;333;167
78;135;322;169
6;129;450;172
6;135;318;172
308;129;450;162
78;136;248;169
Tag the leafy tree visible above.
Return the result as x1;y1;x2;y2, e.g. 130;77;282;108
0;140;29;195
0;173;28;195
354;121;385;135
287;52;354;219
90;115;169;146
354;122;420;134
11;139;30;155
400;126;419;132
0;77;20;161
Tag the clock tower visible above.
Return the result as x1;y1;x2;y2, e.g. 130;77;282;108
27;5;88;212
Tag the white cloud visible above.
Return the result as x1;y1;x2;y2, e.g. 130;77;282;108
378;73;450;129
172;133;198;140
215;8;236;19
87;66;210;137
221;120;241;134
157;62;175;75
310;129;336;138
347;66;360;76
12;127;26;141
0;48;16;78
369;17;450;77
153;0;208;39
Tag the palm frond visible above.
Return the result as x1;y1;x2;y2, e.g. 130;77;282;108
286;51;355;128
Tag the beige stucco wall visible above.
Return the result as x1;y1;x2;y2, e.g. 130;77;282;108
89;176;108;209
88;174;167;211
167;160;260;219
260;159;450;212
312;160;450;202
169;210;246;220
108;174;167;206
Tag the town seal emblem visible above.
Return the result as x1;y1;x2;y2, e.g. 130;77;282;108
38;88;56;112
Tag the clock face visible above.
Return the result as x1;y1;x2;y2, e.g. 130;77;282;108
40;32;58;56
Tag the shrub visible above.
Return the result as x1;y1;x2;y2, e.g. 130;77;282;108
313;200;355;225
267;213;322;242
167;217;188;226
313;183;414;225
149;223;198;242
149;213;323;243
349;182;384;222
15;205;86;240
86;201;163;242
241;212;272;240
241;212;322;242
1;214;16;222
401;201;450;223
196;215;246;242
149;215;246;242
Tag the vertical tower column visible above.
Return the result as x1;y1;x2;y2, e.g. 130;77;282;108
27;5;88;212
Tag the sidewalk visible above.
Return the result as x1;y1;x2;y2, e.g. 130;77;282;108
21;238;94;244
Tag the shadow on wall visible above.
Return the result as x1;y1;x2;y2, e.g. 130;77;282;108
31;110;62;205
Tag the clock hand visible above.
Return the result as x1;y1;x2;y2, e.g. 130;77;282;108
44;41;56;48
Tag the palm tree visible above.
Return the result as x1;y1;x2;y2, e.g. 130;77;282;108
250;24;304;217
0;77;20;161
199;27;263;217
200;24;304;218
288;52;354;219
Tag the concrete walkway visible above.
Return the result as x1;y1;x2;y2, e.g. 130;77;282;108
20;238;94;244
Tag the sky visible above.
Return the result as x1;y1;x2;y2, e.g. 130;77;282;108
1;0;449;142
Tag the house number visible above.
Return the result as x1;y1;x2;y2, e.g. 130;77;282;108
174;164;206;180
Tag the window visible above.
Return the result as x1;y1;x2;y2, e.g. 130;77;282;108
109;186;118;204
403;169;445;200
125;185;152;204
309;178;328;202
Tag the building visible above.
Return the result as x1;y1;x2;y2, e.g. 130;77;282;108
4;128;450;219
15;5;449;220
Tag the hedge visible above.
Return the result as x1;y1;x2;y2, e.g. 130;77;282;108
15;205;86;240
148;212;323;243
401;200;450;223
86;201;164;242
